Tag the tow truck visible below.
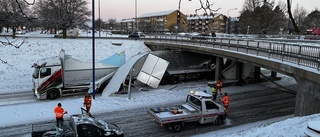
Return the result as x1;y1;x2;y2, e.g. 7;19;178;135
147;91;227;132
31;108;124;137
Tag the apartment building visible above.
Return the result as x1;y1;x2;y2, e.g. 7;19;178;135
187;13;227;33
119;18;135;34
118;10;228;34
136;10;187;33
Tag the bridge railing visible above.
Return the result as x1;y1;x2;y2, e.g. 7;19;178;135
143;35;320;71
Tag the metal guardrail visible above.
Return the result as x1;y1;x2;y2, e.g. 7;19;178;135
143;35;320;71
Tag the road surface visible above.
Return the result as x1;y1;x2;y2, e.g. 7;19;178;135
0;83;296;137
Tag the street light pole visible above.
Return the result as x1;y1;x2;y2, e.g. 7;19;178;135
99;0;101;37
135;0;137;32
91;0;96;99
226;8;237;34
134;0;138;40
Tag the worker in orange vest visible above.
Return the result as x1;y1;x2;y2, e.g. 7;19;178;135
83;93;92;113
54;103;67;127
221;92;230;113
216;78;223;95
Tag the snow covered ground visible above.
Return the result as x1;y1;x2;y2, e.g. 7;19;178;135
0;31;319;137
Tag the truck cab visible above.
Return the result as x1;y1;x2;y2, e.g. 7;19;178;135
187;91;226;124
31;56;63;99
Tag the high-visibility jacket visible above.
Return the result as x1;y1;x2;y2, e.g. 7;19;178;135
54;106;65;118
211;87;217;93
222;96;230;106
84;95;92;106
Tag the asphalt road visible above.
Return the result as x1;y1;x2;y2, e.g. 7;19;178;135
100;85;296;137
0;84;296;137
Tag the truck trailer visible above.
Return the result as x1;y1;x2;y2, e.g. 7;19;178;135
151;51;216;85
31;49;125;100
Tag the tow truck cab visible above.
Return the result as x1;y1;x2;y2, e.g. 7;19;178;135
187;91;227;124
148;91;227;132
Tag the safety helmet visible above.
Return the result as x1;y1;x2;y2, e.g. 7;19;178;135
190;90;195;94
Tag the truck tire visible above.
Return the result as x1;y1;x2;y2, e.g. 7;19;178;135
160;77;169;85
47;89;59;100
42;131;56;137
170;123;182;133
170;76;179;84
215;116;223;125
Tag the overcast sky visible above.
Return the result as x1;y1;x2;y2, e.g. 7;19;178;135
87;0;319;20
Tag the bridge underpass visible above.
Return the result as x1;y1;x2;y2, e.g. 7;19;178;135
143;37;320;116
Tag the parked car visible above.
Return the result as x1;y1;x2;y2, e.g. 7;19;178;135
54;30;79;38
128;32;145;38
177;32;189;37
16;30;25;34
190;33;211;40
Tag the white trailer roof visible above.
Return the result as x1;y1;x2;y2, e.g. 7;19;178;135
102;53;148;96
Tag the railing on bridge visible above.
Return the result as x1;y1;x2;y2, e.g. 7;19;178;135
143;35;320;71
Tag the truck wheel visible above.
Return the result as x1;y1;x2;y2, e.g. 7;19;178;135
171;123;182;133
215;116;223;125
170;76;179;84
47;89;59;100
160;78;169;85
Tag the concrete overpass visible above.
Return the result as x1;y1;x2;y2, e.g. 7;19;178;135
143;36;320;116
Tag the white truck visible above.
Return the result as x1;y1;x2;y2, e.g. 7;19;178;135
31;49;125;100
147;91;227;132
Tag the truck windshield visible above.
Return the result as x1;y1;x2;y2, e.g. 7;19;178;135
32;67;51;79
32;68;40;79
188;95;202;107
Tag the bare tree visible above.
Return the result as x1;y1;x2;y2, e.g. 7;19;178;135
35;0;90;38
304;9;320;30
107;19;117;30
0;0;30;38
242;0;275;11
194;0;221;16
293;4;307;32
239;0;286;34
286;0;300;34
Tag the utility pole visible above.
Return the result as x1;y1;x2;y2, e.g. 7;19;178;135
226;8;237;34
135;0;138;40
99;0;101;37
91;0;96;99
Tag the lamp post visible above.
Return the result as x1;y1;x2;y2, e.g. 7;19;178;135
226;8;237;34
91;0;96;99
133;0;138;40
135;0;137;33
98;0;101;37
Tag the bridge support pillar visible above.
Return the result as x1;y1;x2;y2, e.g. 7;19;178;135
236;62;245;85
254;66;261;80
271;71;277;78
295;77;320;116
215;57;223;80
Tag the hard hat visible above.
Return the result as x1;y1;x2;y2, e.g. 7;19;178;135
190;90;195;94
